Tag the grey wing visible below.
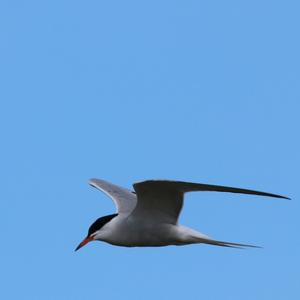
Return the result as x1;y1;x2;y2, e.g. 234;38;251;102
132;179;290;224
89;178;137;215
132;180;184;224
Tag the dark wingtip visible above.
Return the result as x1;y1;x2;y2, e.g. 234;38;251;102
264;193;291;200
279;195;291;200
88;179;97;188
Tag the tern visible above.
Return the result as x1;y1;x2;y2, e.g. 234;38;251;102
75;179;289;251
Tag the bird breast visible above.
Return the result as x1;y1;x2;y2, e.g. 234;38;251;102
98;216;181;247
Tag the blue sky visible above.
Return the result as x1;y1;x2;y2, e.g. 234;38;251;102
0;1;299;299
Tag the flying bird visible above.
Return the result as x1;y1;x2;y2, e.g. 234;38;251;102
75;179;289;251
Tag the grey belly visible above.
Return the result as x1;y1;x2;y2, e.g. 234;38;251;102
105;222;179;247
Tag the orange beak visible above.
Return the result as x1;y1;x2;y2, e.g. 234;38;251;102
75;236;94;251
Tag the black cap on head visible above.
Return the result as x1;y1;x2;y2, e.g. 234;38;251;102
88;213;118;236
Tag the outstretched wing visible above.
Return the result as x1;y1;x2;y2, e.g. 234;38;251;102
131;180;289;224
89;178;137;215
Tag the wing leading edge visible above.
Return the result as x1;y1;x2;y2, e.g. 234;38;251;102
134;180;290;200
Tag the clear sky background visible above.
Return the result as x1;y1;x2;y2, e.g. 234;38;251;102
0;1;299;299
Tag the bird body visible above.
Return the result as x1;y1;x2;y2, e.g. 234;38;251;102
94;215;209;247
75;178;289;251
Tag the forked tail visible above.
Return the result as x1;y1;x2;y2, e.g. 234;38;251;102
177;226;261;249
197;237;261;249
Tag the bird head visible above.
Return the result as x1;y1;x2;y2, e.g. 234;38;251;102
75;213;118;251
